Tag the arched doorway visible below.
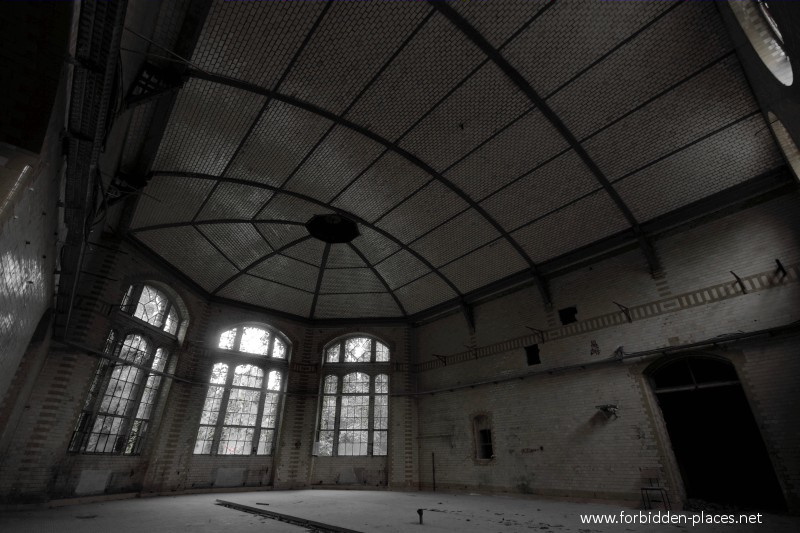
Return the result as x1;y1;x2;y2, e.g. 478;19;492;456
649;355;785;510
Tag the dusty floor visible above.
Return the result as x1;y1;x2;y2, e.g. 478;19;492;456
0;489;797;532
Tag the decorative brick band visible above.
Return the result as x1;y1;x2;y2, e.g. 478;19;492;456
416;262;799;372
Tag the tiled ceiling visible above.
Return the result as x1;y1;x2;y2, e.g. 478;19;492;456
124;0;785;320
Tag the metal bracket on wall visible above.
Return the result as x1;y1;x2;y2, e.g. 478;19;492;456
525;326;546;343
431;354;449;366
613;301;633;323
775;259;787;278
730;271;748;294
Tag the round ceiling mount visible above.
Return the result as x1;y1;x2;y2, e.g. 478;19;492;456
306;214;360;244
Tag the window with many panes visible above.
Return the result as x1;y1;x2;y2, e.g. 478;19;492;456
316;336;389;457
194;325;288;455
70;283;183;454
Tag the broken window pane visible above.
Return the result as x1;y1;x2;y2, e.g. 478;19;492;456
164;306;179;335
273;338;286;359
344;337;371;362
318;430;334;456
323;375;337;394
326;344;340;363
134;285;168;327
375;342;389;362
219;328;237;350
240;326;269;355
373;431;388;456
343;372;369;394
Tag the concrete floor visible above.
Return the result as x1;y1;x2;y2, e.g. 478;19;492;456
0;490;797;533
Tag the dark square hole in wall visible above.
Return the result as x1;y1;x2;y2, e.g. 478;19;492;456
525;344;540;365
558;306;578;325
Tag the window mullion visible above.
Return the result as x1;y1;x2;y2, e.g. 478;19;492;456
368;375;375;456
333;377;342;456
212;369;235;454
252;368;268;455
118;346;157;452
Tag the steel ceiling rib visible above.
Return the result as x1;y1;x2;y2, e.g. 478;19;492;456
309;243;331;319
213;234;313;295
189;1;334;225
129;218;305;233
347;242;408;317
429;0;662;275
254;7;435;220
181;71;551;305
149;171;464;299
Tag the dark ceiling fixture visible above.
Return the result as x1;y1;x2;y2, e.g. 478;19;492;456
306;214;360;243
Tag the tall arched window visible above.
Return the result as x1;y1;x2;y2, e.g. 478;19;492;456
70;283;184;454
316;336;389;457
194;325;288;455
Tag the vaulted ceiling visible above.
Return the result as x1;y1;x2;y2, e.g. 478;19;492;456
119;0;786;321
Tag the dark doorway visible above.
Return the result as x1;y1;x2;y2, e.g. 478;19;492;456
651;356;785;511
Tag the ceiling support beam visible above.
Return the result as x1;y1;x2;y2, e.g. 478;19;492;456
213;235;313;295
308;243;331;319
348;242;409;318
429;0;662;277
181;69;552;304
147;171;465;300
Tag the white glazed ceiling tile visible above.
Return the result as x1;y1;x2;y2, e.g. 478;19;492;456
195;182;273;221
280;1;431;114
284;126;386;203
192;0;326;89
153;78;266;175
332;152;431;223
410;210;500;267
319;268;385;294
226;101;334;187
399;62;531;171
130;175;216;229
325;244;367;268
344;13;485;141
374;249;431;290
452;0;551;47
218;275;313;317
503;0;674;96
351;227;401;264
250;254;319;290
254;223;309;249
480;150;600;231
440;240;529;294
548;1;732;139
259;193;333;224
376;182;469;243
444;109;569;201
314;293;400;319
197;223;273;270
136;227;238;292
394;273;458;315
511;192;630;263
583;56;757;180
282;238;327;266
616;115;784;221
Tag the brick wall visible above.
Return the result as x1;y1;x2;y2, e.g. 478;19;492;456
413;191;800;508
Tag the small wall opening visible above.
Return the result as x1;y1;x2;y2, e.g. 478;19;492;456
558;306;578;325
473;414;494;461
525;344;541;365
649;356;786;511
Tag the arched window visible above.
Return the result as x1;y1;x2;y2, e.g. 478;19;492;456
316;336;389;457
70;283;184;455
193;325;289;455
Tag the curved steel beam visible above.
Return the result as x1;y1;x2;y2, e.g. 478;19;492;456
213;235;313;295
428;0;662;275
182;68;552;304
130;218;305;233
348;242;409;317
147;171;465;299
